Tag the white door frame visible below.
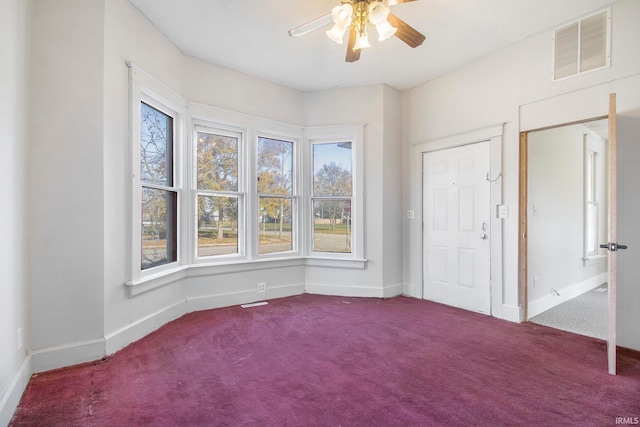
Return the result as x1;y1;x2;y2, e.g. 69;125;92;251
519;88;623;374
411;124;504;318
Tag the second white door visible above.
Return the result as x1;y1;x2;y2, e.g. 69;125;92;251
423;141;491;314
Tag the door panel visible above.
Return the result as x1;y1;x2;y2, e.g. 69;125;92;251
423;141;491;314
616;114;640;354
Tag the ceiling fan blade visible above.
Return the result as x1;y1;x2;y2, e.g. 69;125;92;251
390;0;419;3
345;26;361;63
288;13;333;37
387;13;425;48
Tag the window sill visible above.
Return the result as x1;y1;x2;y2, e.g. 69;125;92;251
582;254;607;265
305;257;367;269
125;256;368;297
125;265;189;297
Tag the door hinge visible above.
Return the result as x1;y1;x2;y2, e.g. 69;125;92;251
599;242;628;252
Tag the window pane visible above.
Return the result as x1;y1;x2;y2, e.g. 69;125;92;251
197;195;239;257
197;131;238;192
587;152;596;201
586;202;598;255
140;102;173;186
258;137;293;195
313;199;351;253
313;142;352;197
259;197;293;254
142;187;177;269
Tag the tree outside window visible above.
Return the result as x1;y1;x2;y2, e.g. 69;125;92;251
196;130;241;257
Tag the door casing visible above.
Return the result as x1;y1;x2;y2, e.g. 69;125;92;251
412;124;504;318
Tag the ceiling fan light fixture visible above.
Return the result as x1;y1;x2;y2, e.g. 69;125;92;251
376;19;397;41
326;23;349;44
353;31;371;50
331;4;353;25
288;0;425;63
368;1;391;25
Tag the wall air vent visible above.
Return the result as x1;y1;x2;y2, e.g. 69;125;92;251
552;8;610;81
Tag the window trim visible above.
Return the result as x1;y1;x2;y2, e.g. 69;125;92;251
305;125;365;262
256;132;300;259
192;122;247;262
128;63;187;285
582;131;607;263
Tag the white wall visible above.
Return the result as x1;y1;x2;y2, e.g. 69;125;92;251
28;0;107;371
0;0;30;423
26;0;404;377
303;85;404;297
403;0;640;335
102;0;189;357
382;86;404;290
102;0;311;354
527;124;607;316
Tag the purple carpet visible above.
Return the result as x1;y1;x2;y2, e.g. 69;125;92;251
10;294;640;426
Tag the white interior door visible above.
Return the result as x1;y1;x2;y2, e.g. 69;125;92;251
423;141;491;314
613;91;640;365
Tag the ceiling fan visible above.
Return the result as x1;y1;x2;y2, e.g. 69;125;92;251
288;0;425;63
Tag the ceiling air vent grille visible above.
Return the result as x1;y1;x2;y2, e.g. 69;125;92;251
553;9;610;81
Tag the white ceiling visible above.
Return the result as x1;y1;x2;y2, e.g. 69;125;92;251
129;0;615;92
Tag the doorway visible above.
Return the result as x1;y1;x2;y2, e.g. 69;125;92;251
523;119;609;340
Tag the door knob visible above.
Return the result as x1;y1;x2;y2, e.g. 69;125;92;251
480;233;488;240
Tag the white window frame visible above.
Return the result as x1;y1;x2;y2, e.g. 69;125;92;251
256;131;301;259
305;125;365;266
192;122;247;262
186;102;305;269
127;63;188;287
583;131;606;263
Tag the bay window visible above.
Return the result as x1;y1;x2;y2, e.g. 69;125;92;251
128;64;365;294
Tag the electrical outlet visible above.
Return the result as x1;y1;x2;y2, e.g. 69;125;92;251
533;276;538;288
407;210;415;219
257;282;266;293
17;328;23;350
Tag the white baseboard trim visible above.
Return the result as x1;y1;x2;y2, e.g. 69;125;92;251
501;304;523;322
528;273;607;319
186;283;305;313
402;283;419;299
383;283;405;298
105;300;187;355
305;283;384;298
30;338;106;374
0;355;31;426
